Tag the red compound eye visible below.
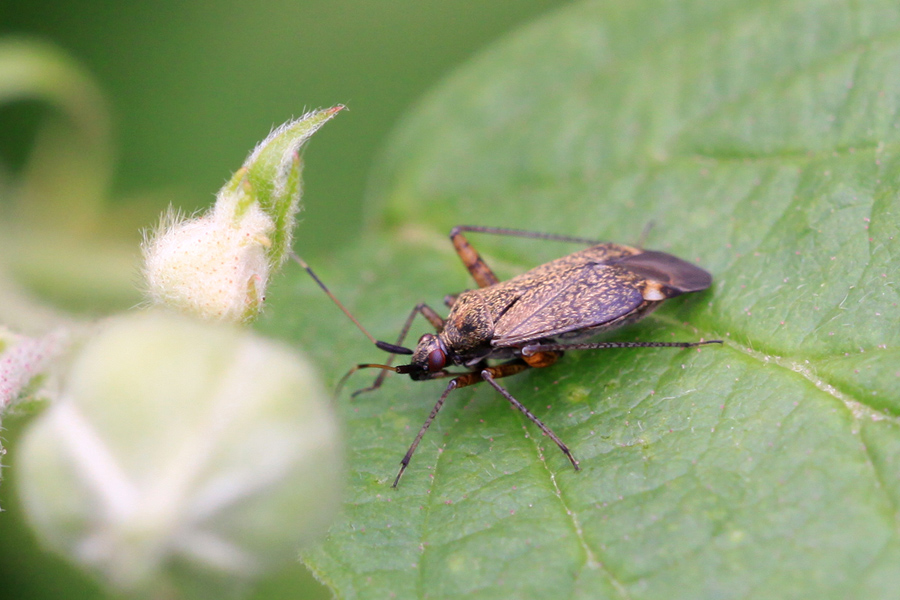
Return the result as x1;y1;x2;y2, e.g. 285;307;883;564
427;348;446;372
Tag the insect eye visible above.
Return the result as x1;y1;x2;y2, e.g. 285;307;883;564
427;348;446;372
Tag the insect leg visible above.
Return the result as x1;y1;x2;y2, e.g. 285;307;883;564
449;225;606;288
521;340;723;355
392;364;526;487
451;225;603;245
449;227;501;288
352;302;445;397
393;361;578;486
393;376;460;487
480;364;580;472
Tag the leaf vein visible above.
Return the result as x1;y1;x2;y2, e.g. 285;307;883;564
516;406;635;600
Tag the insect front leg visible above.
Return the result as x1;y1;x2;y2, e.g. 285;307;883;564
393;365;525;487
392;360;579;487
352;302;446;397
392;372;459;488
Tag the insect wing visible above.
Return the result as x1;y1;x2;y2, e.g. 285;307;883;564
616;250;712;294
491;263;645;346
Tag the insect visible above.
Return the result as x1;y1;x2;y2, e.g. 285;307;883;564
293;226;720;487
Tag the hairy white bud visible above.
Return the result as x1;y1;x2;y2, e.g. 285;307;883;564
143;204;273;323
141;106;343;323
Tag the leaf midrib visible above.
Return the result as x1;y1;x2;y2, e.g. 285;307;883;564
524;400;633;600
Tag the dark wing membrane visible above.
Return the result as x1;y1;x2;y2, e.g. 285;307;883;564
616;250;712;295
491;263;644;346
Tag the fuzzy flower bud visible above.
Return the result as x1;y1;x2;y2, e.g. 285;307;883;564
143;106;343;323
17;310;342;597
142;203;273;323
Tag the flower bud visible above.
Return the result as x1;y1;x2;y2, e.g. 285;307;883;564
17;310;342;597
142;106;343;323
143;205;273;323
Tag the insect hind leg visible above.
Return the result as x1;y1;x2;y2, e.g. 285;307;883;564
449;225;608;289
451;225;604;245
449;227;501;288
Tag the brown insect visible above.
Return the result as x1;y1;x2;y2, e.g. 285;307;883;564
293;226;720;487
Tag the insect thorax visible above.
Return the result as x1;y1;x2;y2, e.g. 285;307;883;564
440;291;497;357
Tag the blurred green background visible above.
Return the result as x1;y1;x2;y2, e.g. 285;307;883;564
0;0;569;598
0;0;568;256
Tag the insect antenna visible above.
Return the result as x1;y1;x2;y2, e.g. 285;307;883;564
290;252;413;355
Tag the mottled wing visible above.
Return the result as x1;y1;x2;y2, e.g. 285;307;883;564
491;263;644;346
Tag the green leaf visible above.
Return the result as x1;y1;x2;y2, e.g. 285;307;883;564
260;1;900;598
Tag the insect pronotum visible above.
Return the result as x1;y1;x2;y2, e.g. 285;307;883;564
293;226;720;487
